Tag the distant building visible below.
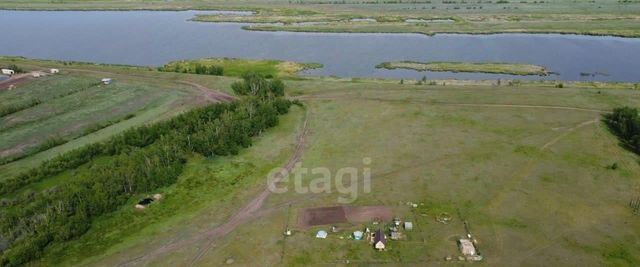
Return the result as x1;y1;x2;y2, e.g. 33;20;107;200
50;68;60;74
458;239;477;256
101;78;112;85
353;231;364;240
1;69;14;75
316;230;328;239
404;222;413;231
373;229;386;250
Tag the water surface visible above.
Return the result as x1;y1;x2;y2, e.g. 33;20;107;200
1;10;639;82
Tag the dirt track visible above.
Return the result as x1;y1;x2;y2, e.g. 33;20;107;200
0;73;32;90
119;116;309;267
177;80;236;103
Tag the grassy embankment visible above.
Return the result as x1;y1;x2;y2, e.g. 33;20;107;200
159;58;322;78
377;61;551;76
1;0;639;37
2;57;640;266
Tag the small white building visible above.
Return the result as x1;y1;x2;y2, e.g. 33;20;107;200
458;239;477;256
1;69;14;76
315;230;328;239
352;231;363;240
101;78;112;85
404;222;413;231
50;68;60;74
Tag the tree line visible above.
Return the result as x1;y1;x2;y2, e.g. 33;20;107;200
604;107;640;154
0;74;292;266
158;63;223;76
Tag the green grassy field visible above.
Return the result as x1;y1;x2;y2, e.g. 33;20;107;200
1;0;640;37
0;57;208;179
377;61;551;76
2;58;639;266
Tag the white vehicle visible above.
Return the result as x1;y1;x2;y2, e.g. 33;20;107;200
1;69;15;75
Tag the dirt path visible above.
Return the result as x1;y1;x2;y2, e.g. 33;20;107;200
177;80;236;103
486;117;599;262
0;73;32;90
295;95;606;113
119;116;309;267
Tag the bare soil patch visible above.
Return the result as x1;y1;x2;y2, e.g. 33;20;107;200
0;74;32;90
297;205;393;228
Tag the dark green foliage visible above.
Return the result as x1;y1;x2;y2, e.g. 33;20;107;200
0;90;292;265
604;107;640;154
5;65;24;74
158;63;223;76
231;72;285;98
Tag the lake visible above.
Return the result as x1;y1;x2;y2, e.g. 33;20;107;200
1;10;639;82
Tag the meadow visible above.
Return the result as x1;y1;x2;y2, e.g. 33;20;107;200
1;57;639;266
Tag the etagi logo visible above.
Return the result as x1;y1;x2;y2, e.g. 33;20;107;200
267;158;372;203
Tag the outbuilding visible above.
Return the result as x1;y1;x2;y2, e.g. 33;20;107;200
101;78;112;85
352;231;364;240
50;68;60;74
373;229;386;251
1;69;14;76
404;222;413;231
316;230;328;239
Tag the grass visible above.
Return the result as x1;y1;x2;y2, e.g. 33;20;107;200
2;58;640;266
0;57;208;180
377;61;551;76
159;58;322;78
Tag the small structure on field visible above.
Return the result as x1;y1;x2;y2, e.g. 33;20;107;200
393;217;401;227
135;197;154;209
373;229;386;251
101;78;112;85
316;230;328;239
50;68;60;74
1;69;14;76
404;222;413;231
352;231;364;240
458;238;477;256
31;71;44;78
284;229;292;236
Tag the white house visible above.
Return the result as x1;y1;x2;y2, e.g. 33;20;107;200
1;69;14;76
50;68;60;74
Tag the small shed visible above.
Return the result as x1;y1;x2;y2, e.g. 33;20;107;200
50;68;60;74
404;222;413;231
373;229;386;251
458;239;477;256
393;217;401;226
1;69;14;76
316;230;328;239
101;78;112;85
352;231;364;240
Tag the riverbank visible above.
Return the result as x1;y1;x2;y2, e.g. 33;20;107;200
377;61;551;76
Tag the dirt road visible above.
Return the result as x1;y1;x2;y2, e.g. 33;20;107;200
119;116;309;267
0;73;32;90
